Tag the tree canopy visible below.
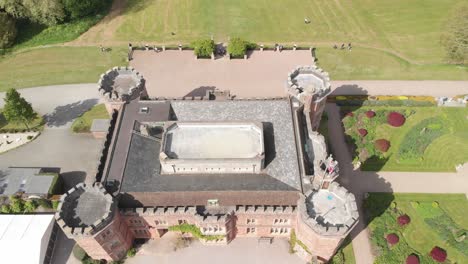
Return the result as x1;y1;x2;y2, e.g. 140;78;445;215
2;88;37;128
62;0;108;19
0;0;65;26
441;3;468;64
0;12;16;49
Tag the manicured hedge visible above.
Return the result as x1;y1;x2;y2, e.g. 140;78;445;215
430;247;447;263
191;39;215;58
366;110;376;118
386;233;400;245
358;128;368;137
406;254;420;264
398;214;411;226
375;139;391;152
387;112;406;127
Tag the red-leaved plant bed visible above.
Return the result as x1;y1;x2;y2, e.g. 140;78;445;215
406;254;420;264
430;246;447;263
398;214;411;226
387;112;406;127
375;139;391;152
386;233;399;245
366;110;376;118
358;128;368;137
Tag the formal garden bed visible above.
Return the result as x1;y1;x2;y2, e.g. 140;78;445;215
340;105;468;172
71;104;109;133
365;193;468;264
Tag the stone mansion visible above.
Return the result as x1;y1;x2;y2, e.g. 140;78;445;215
55;64;358;263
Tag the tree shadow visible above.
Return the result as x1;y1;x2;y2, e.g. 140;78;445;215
332;84;369;97
44;99;98;127
60;171;87;191
184;86;216;98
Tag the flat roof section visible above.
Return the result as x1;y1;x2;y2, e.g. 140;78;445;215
164;123;263;159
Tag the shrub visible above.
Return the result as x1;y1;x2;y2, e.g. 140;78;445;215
358;128;368;137
0;204;12;214
398;214;411;226
27;135;34;140
37;199;52;209
24;200;38;213
430;246;447;262
432;201;439;208
374;139;390;152
385;233;399;245
406;254;420;264
127;248;137;257
52;200;60;210
72;244;87;261
366;110;376;118
62;0;111;19
169;223;224;241
9;196;24;213
411;201;419;208
387;112;406;127
228;37;249;57
390;202;397;209
191;39;215;58
0;12;17;49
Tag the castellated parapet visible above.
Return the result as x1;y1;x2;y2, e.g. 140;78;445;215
295;182;358;260
55;183;133;261
287;65;331;131
98;66;147;113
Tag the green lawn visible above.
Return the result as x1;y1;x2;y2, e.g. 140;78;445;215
113;0;464;64
342;106;468;172
0;109;44;131
365;193;468;264
0;47;128;91
71;104;109;133
330;236;356;264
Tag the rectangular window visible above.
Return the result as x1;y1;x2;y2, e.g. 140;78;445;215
207;199;219;207
246;218;256;224
247;227;256;234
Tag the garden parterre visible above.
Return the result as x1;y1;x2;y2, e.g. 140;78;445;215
365;193;468;264
341;106;468;172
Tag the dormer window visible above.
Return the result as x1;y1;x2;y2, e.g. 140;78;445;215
139;107;149;114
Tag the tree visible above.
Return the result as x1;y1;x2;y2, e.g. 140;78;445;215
24;200;37;213
0;0;65;25
228;37;248;58
3;88;37;129
441;3;468;64
191;39;215;58
0;12;16;49
62;0;108;19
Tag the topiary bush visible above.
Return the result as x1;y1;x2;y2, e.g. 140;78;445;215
406;254;420;264
374;139;390;152
398;214;411;226
387;112;406;127
366;110;376;118
191;39;215;58
0;12;17;49
385;233;399;245
228;37;249;58
430;246;447;263
358;128;368;137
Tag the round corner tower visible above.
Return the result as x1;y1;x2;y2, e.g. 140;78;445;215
55;183;133;261
98;66;148;114
296;182;359;261
286;65;331;131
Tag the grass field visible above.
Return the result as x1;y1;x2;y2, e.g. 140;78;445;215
112;0;464;64
365;193;468;264
342;106;468;172
71;104;109;133
0;47;128;92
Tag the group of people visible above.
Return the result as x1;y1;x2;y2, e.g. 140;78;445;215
333;43;352;50
274;43;284;52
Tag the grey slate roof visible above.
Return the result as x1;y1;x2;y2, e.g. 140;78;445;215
0;167;55;196
171;100;301;190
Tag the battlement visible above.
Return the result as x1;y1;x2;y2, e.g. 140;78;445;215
298;182;358;237
98;66;146;102
235;205;296;214
286;65;331;101
121;206;197;216
55;183;116;237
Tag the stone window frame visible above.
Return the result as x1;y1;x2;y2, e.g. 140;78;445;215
246;227;256;234
155;219;168;226
246;218;257;224
273;218;290;225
